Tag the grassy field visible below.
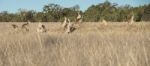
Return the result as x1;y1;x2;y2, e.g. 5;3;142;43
0;22;150;66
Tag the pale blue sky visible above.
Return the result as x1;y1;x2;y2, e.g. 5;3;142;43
0;0;150;13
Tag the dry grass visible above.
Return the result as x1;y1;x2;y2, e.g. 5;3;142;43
0;22;150;66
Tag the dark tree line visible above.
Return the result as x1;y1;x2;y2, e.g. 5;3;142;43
0;1;150;22
83;1;149;22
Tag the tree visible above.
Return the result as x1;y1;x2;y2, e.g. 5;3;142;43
98;1;118;21
0;1;148;22
84;1;118;22
0;11;13;22
43;4;63;22
142;4;150;21
62;7;80;22
84;5;100;22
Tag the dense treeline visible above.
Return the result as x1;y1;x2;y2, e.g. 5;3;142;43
0;1;150;22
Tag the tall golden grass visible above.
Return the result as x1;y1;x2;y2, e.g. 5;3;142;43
0;22;150;66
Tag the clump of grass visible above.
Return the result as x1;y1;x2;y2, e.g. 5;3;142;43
0;22;150;66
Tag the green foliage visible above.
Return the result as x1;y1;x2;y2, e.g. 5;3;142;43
142;4;150;21
43;4;63;22
0;1;149;22
84;2;129;22
84;5;100;22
